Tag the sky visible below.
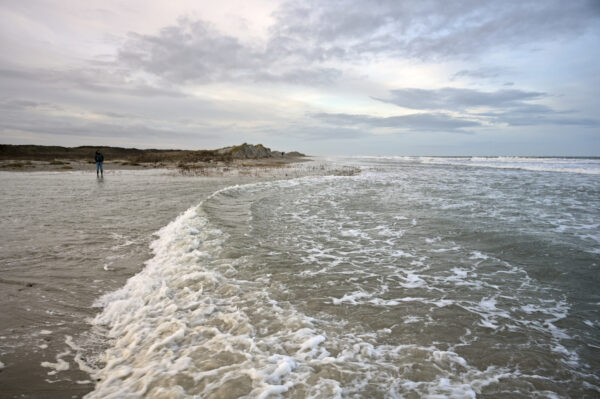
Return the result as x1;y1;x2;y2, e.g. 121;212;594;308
1;0;599;156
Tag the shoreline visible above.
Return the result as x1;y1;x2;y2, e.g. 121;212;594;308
0;157;362;179
0;156;310;173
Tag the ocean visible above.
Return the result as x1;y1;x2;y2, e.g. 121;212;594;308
1;157;599;398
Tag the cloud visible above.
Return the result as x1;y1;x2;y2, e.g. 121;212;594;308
0;110;183;141
2;1;597;101
372;87;600;128
278;125;366;140
118;19;258;83
480;110;600;127
0;97;218;145
254;68;342;86
116;17;343;85
0;115;187;141
0;99;63;111
0;66;186;98
451;68;506;80
313;112;480;133
373;87;547;111
271;0;600;61
110;1;600;86
1;1;598;154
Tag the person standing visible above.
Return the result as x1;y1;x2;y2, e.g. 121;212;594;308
94;150;104;177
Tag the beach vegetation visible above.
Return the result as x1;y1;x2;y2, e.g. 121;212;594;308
0;144;306;174
1;161;33;168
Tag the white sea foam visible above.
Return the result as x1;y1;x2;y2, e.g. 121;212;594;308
41;349;71;375
469;251;489;260
398;271;427;288
430;246;461;253
332;291;373;305
84;182;368;398
416;156;600;175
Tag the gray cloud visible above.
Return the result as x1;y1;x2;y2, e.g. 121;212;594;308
373;87;547;111
279;125;366;140
0;99;63;111
0;95;226;146
1;1;598;154
272;0;600;61
0;107;191;141
116;18;343;85
254;68;343;86
2;0;596;96
451;68;506;81
313;112;480;133
372;87;600;128
110;1;600;86
118;19;259;83
480;110;600;127
0;66;186;98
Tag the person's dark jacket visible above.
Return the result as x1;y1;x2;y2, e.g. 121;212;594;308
94;152;104;162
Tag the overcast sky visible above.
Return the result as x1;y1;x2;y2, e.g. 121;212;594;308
1;0;599;155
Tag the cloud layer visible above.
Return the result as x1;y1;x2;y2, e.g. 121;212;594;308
313;112;480;133
113;0;600;85
374;88;547;111
0;0;599;154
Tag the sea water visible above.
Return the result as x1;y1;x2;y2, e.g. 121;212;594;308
1;158;599;398
0;170;242;397
85;157;599;398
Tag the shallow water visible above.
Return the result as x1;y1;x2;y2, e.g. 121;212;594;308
1;158;599;398
0;170;242;397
